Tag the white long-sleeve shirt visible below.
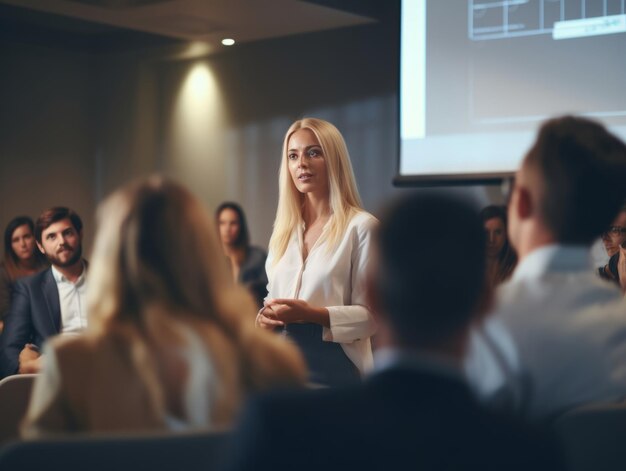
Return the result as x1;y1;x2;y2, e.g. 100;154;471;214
266;211;378;375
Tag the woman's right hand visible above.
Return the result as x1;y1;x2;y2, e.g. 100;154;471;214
256;304;285;330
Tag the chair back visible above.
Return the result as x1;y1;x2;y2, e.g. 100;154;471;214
0;430;230;471
554;402;626;471
0;374;37;444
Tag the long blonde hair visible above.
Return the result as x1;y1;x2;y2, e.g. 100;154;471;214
88;176;305;424
269;118;363;262
88;175;240;335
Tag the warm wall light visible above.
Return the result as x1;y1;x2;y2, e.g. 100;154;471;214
221;38;235;46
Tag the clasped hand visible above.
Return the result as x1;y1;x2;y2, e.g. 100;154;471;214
256;299;312;330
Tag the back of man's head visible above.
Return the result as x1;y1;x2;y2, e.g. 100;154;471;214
374;193;486;349
524;116;626;244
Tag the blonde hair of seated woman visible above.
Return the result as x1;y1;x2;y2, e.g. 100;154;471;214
22;176;306;437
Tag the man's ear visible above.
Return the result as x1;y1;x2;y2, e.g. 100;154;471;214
513;185;533;221
36;241;45;255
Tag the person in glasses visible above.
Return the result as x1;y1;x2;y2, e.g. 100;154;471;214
599;205;626;292
465;116;626;422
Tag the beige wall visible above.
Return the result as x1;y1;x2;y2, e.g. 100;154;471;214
1;17;494;253
0;40;95;250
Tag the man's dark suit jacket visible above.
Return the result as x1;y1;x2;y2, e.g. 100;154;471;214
224;366;565;471
0;268;60;377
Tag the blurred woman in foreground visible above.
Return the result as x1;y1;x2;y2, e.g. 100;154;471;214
22;176;305;437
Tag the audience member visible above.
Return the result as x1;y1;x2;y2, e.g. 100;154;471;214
466;115;626;422
481;205;517;288
599;205;626;292
224;193;564;471
216;202;268;308
0;216;48;331
256;118;377;387
21;176;305;437
0;207;87;376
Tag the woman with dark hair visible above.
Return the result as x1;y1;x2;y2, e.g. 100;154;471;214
0;216;48;329
481;205;517;288
216;202;268;308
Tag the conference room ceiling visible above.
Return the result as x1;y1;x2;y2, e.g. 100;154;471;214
0;0;376;51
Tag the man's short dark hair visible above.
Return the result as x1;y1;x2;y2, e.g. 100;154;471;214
525;115;626;244
35;207;83;243
375;193;486;348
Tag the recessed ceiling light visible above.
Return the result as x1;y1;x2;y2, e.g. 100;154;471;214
221;38;235;46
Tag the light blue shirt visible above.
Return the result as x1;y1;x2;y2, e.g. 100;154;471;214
465;244;626;421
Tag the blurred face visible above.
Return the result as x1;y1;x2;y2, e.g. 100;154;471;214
11;224;36;262
484;217;506;258
37;218;82;268
602;211;626;257
218;208;241;247
287;128;329;198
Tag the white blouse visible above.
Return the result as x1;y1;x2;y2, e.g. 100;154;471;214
266;211;378;374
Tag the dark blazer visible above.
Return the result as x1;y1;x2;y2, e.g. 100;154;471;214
224;367;565;471
0;268;60;377
238;246;268;309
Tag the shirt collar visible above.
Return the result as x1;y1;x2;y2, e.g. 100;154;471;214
372;347;463;382
51;261;87;285
511;244;593;282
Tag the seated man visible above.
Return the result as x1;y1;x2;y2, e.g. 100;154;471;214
466;116;626;422
0;207;88;377
223;193;563;471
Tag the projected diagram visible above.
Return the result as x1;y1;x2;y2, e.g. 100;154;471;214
470;0;626;40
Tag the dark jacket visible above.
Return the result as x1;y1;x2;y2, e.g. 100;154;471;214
224;366;565;471
0;268;61;377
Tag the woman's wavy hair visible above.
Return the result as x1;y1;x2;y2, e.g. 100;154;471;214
269;118;363;262
88;176;251;333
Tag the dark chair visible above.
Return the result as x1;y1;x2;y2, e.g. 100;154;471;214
554;402;626;471
0;430;231;471
0;374;38;445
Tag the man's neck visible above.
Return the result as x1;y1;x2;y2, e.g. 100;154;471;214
514;221;557;262
377;324;466;369
53;260;84;283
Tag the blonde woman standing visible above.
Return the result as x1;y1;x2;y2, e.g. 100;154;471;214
22;177;305;437
257;118;377;387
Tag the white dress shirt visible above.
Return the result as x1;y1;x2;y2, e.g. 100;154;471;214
465;244;626;421
51;264;88;335
266;211;378;374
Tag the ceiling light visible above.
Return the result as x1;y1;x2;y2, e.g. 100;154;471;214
221;38;235;46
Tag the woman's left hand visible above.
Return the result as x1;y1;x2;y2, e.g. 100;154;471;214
266;299;329;327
